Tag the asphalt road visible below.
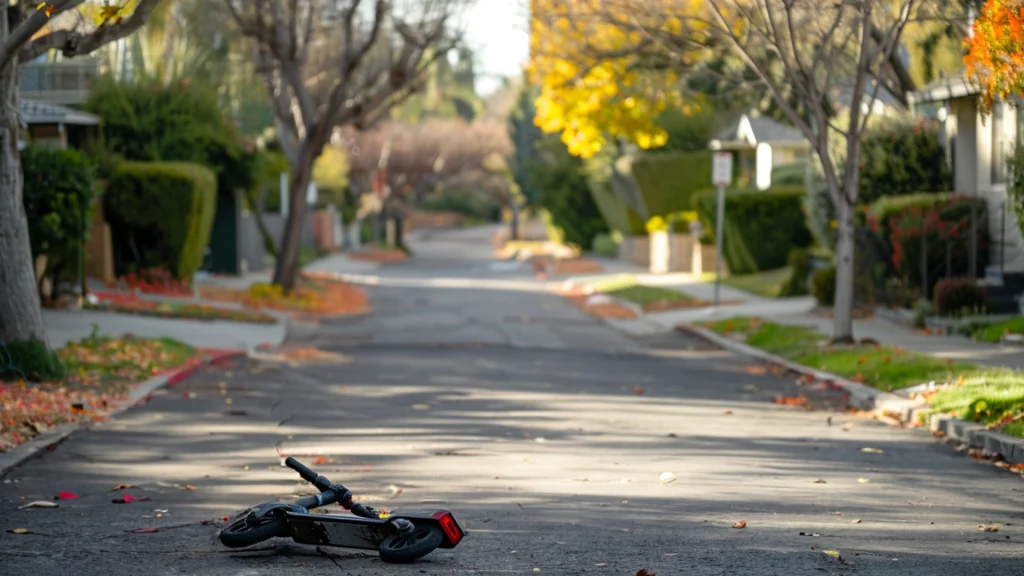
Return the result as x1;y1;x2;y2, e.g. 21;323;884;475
2;227;1023;576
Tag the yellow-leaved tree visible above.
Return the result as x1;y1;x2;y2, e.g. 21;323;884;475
527;0;707;159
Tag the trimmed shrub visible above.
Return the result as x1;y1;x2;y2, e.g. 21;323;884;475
779;248;812;297
772;162;808;187
21;146;97;298
694;185;812;274
934;278;988;317
591;233;619;257
859;118;950;205
103;162;217;282
812;266;836;306
530;136;609;247
631;152;713;216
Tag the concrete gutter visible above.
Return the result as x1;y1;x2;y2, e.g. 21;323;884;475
0;349;247;478
677;323;1024;467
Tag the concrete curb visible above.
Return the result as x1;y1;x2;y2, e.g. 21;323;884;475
676;323;1024;467
675;323;889;410
0;349;247;478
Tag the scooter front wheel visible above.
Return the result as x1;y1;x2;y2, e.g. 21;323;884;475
218;513;289;548
378;524;444;564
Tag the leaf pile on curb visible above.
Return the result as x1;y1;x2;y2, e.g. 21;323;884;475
200;274;370;317
1;334;197;452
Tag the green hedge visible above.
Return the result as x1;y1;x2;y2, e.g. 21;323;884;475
694;186;812;274
631;151;713;216
103;162;217;281
21;146;96;298
866;191;952;241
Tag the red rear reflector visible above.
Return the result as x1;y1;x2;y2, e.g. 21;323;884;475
434;511;463;545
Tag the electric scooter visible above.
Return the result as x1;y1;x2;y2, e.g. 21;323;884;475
218;457;467;563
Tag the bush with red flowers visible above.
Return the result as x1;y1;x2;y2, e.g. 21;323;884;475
933;278;988;317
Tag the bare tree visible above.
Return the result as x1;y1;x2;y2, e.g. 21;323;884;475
224;0;468;291
0;0;171;349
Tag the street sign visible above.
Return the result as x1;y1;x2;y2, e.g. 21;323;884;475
713;152;733;187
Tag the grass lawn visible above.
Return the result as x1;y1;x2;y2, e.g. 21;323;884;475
928;371;1024;438
591;275;697;312
701;317;983;391
720;267;792;298
970;317;1024;343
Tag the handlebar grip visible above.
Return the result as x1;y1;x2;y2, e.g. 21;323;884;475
285;457;333;492
284;457;318;483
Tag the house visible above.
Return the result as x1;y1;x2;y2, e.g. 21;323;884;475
708;113;810;190
909;74;1024;278
17;99;100;150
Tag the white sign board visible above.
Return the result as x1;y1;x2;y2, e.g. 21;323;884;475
712;152;733;187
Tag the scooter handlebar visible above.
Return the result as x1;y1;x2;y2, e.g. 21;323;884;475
285;457;331;491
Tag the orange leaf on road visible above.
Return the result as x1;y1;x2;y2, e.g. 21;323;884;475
732;520;747;529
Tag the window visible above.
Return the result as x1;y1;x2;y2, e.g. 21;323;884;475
993;101;1008;185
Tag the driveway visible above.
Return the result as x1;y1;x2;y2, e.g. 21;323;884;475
2;226;1022;575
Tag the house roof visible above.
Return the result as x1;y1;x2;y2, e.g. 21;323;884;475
908;72;979;105
829;77;904;111
711;113;805;148
18;100;99;126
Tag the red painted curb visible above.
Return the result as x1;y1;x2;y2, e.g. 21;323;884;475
160;349;247;387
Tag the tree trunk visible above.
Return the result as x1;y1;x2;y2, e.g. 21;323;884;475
0;77;49;346
831;185;857;344
510;202;520;241
273;159;313;293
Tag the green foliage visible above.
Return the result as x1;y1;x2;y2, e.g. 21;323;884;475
694;186;813;274
2;339;66;382
859;119;950;205
772;163;808;187
934;278;988;317
421;188;499;221
21;146;97;296
84;77;256;198
530;136;610;247
104;162;217;281
1008;143;1024;242
631;152;714;217
591;232;619;257
509;82;543;207
812;266;836;306
779;248;811;297
582;148;647;235
649;101;717;154
247;150;291;213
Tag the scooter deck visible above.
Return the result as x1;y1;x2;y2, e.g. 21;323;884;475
285;511;390;550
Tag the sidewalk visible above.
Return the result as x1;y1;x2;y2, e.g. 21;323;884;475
42;308;286;350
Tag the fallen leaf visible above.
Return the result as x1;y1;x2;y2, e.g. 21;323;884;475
745;365;767;375
113;494;136;504
861;447;885;454
723;410;733;415
633;386;645;395
851;519;862;524
225;398;233;405
222;516;230;522
732;520;747;529
823;550;841;559
635;570;656;576
19;500;58;509
659;472;677;485
55;491;78;500
412;404;430;410
112;484;135;491
857;478;871;483
979;524;1000;532
184;485;197;491
389;485;403;495
534;437;548;443
311;456;334;465
8;528;32;534
131;528;160;534
813;479;827;484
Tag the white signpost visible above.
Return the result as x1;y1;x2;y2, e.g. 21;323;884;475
712;152;733;307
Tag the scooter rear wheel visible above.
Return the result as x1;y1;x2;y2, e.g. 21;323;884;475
378;524;444;564
218;513;289;548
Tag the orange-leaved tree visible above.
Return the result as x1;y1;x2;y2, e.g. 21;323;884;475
527;0;708;159
964;0;1024;115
